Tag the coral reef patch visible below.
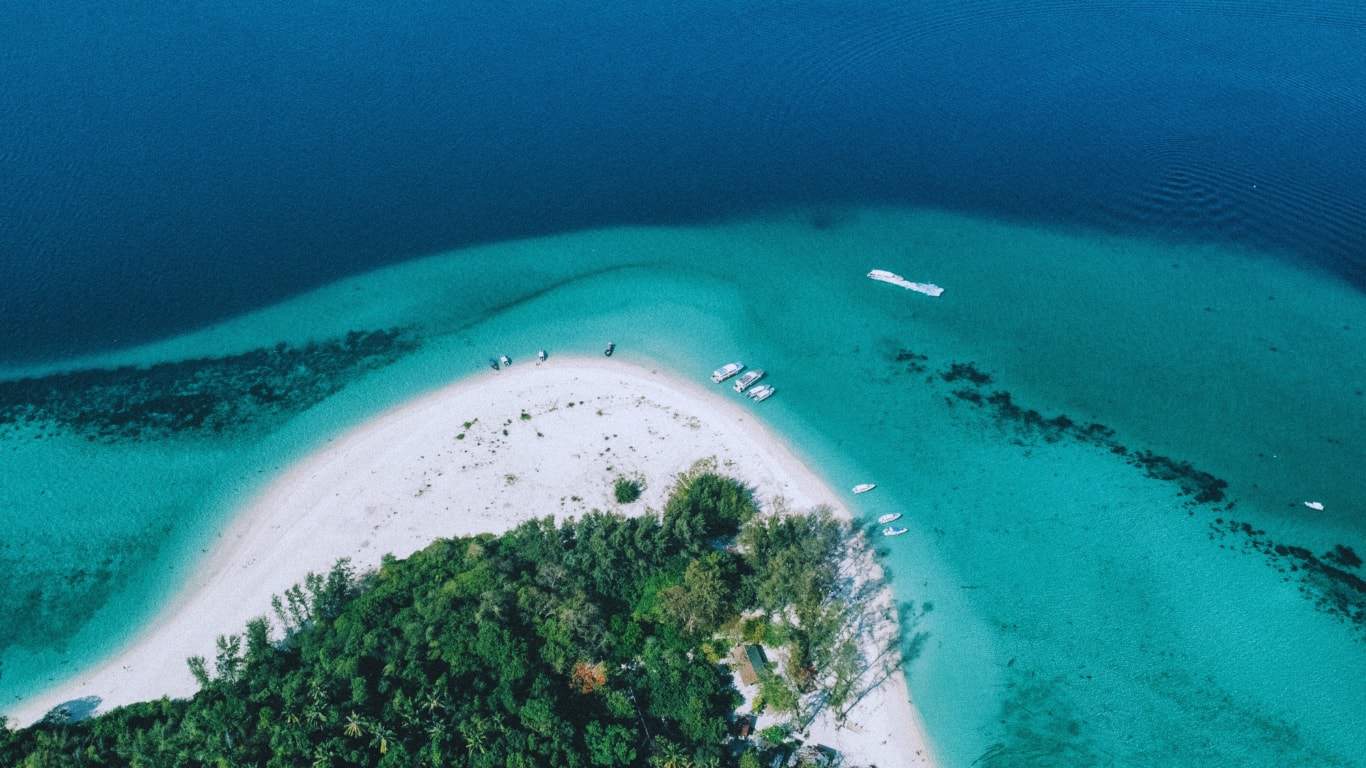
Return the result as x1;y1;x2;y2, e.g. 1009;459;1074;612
0;329;418;443
891;347;1362;636
1210;519;1365;634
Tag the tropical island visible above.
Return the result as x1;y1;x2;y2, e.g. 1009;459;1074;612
1;359;933;766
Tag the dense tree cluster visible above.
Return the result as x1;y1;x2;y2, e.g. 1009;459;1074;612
1;470;882;767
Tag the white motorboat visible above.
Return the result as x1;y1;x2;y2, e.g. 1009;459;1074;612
537;349;548;362
868;269;944;297
876;513;902;525
852;483;876;494
733;369;765;392
1304;501;1325;511
881;526;908;537
499;354;512;367
747;384;775;402
711;361;745;383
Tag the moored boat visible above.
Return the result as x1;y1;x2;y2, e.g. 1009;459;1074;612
747;384;775;402
711;361;744;383
499;354;512;367
876;512;902;525
733;369;765;392
537;349;548;362
604;341;616;357
488;358;500;371
852;483;876;494
881;526;908;537
868;268;944;297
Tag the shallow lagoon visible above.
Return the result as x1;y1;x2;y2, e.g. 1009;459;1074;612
2;207;1362;765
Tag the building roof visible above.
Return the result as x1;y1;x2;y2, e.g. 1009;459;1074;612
733;644;769;685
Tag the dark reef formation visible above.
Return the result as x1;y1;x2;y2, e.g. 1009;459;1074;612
0;329;418;443
1210;519;1365;632
892;347;1364;636
894;348;928;374
924;357;1229;505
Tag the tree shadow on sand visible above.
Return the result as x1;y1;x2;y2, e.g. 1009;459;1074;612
41;696;101;725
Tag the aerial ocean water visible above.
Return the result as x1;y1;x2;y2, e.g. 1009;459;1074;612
1;2;1363;766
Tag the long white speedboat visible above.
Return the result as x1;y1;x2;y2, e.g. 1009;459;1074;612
882;526;908;537
747;384;775;402
852;483;876;494
733;369;765;392
868;269;944;297
712;362;744;383
877;512;902;525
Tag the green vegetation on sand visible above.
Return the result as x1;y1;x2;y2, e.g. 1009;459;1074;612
1;470;897;767
613;476;643;504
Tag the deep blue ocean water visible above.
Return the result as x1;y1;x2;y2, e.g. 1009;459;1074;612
3;1;1366;362
2;3;1365;766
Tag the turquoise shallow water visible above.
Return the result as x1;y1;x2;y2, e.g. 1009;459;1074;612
1;206;1363;765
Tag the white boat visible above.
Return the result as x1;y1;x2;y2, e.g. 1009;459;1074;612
537;349;548;362
747;384;775;402
711;362;745;383
1304;501;1325;511
877;512;902;525
868;269;944;297
852;483;876;494
733;369;765;392
881;526;908;537
499;354;512;367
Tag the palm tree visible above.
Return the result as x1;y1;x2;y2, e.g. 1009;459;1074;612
343;712;363;739
459;714;489;756
651;740;693;768
426;721;448;744
369;724;394;756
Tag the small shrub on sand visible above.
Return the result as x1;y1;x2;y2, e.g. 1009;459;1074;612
613;476;643;504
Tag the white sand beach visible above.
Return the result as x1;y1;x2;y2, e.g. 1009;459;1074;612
8;358;934;766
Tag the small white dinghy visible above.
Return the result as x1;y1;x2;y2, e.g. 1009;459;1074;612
877;513;902;525
882;526;908;537
1304;501;1325;511
852;483;877;494
747;384;775;402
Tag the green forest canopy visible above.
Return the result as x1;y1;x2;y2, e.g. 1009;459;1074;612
1;469;899;768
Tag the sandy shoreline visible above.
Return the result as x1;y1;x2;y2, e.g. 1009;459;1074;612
7;358;935;766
